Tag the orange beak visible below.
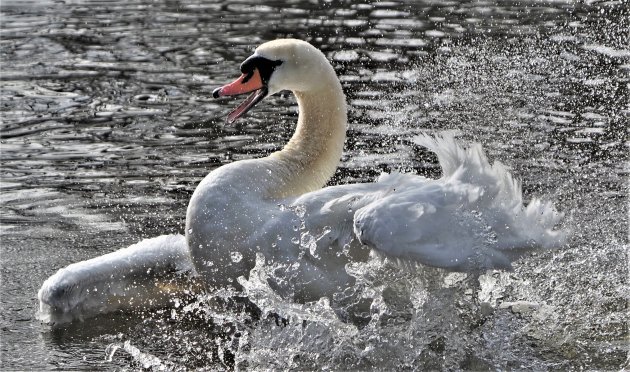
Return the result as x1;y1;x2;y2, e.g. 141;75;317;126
213;69;268;123
213;69;263;98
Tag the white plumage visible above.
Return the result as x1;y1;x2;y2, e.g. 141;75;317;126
38;39;566;323
38;235;195;323
353;134;565;271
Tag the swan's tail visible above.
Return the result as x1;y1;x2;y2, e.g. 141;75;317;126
38;234;201;324
413;133;568;255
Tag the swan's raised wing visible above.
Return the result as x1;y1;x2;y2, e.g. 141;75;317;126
294;135;567;273
352;172;520;271
292;172;488;270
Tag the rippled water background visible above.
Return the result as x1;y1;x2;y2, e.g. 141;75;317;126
1;0;628;370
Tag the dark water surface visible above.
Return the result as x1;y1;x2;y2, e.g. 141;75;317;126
1;0;628;370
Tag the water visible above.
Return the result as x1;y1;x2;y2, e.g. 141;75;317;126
1;0;628;370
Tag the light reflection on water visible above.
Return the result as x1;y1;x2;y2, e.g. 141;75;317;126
1;0;628;370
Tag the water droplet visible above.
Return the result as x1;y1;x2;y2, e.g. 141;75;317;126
294;205;306;218
105;344;120;362
188;228;193;234
301;232;318;256
230;251;243;263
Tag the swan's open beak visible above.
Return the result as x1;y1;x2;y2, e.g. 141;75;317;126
212;69;268;123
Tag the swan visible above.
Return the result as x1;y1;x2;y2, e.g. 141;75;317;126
38;39;566;324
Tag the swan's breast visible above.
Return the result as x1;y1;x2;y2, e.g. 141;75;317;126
184;159;283;286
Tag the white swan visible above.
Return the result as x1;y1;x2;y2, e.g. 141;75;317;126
38;39;566;323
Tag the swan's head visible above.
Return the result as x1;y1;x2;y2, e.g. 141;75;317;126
213;39;333;123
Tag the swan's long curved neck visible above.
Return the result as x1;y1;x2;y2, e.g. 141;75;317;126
266;78;347;199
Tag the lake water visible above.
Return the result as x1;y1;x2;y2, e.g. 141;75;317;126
1;0;628;370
